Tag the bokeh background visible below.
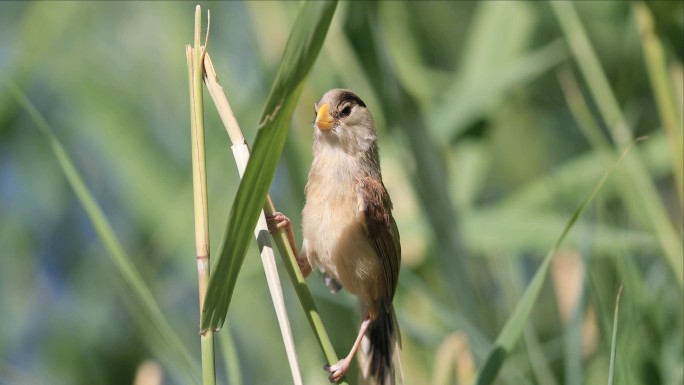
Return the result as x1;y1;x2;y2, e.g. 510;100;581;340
1;1;682;385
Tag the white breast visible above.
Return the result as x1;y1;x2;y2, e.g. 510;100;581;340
302;145;358;270
301;143;382;300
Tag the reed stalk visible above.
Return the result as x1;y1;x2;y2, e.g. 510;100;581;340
186;5;215;385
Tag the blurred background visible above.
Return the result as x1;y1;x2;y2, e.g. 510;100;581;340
1;1;682;385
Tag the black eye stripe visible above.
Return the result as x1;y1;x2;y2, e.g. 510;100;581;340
336;91;366;109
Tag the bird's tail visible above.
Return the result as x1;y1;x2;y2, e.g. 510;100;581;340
359;306;402;385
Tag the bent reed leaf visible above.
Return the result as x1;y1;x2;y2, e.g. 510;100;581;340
201;0;337;331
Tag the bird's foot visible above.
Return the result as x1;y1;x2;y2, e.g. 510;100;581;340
324;359;350;383
265;211;312;277
265;211;291;234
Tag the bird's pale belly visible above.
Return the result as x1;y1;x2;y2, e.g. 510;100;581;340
301;187;384;303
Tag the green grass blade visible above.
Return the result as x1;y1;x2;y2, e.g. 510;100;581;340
2;78;201;384
607;285;624;385
472;144;636;385
201;0;337;331
551;1;683;287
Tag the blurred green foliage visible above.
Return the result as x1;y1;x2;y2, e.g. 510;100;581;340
0;1;681;385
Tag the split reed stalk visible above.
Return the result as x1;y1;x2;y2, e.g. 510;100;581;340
186;5;216;385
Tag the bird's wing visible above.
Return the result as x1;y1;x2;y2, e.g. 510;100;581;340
357;176;401;307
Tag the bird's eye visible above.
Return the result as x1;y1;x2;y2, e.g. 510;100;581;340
339;105;352;118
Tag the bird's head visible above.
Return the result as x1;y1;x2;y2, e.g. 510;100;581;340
313;89;376;156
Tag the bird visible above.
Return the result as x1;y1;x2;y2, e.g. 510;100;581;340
267;89;401;384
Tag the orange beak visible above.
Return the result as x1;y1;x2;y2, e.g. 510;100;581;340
315;103;334;131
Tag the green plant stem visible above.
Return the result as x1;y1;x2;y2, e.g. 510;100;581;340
202;52;343;379
633;2;684;210
264;196;341;364
218;331;243;385
551;1;683;287
186;6;215;385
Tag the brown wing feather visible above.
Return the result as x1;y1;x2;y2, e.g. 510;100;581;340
357;176;401;308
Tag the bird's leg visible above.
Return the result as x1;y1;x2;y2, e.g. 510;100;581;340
324;316;372;383
266;211;311;277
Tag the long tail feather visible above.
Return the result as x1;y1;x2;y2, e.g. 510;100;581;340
360;307;401;385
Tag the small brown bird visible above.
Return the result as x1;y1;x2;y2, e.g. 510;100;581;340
268;89;401;384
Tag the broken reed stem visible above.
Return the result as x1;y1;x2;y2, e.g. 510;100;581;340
186;5;216;385
202;52;345;382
